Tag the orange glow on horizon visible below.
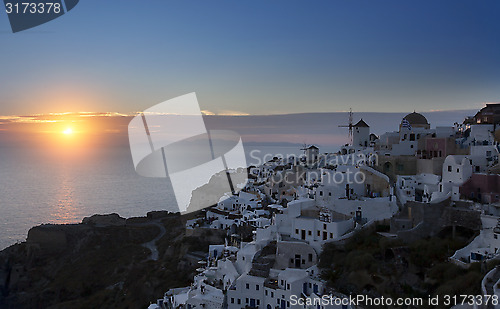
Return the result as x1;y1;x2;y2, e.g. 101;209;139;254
0;112;130;157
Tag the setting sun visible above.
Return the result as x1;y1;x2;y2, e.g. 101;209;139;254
63;128;73;135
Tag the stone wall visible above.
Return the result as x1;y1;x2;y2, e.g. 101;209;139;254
416;158;445;175
391;199;481;242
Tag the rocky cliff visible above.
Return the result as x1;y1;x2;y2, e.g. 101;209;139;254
0;211;224;309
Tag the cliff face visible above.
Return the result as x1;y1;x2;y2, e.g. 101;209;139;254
0;211;225;309
319;225;490;307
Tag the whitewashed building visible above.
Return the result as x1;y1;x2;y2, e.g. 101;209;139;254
432;155;473;202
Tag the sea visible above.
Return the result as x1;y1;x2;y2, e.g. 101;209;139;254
0;142;316;250
0;109;475;250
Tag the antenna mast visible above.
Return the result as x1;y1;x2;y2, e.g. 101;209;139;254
338;108;353;143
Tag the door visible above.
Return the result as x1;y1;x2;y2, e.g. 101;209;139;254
295;254;301;268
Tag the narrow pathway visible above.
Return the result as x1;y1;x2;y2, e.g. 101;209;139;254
485;266;500;309
142;222;166;261
129;220;167;261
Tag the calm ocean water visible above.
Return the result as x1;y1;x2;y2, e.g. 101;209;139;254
0;110;474;249
0;143;320;250
0;144;178;250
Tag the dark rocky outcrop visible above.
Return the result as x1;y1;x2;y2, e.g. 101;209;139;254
82;213;126;227
0;211;223;309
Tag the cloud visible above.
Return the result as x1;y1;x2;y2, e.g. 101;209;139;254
201;110;216;116
0;115;61;124
0;112;132;125
201;110;250;116
218;110;250;116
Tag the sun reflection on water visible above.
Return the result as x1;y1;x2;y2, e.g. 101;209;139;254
51;162;81;224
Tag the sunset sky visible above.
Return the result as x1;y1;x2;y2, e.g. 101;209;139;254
0;109;478;148
0;0;499;116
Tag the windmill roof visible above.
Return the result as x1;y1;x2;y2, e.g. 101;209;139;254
354;119;369;127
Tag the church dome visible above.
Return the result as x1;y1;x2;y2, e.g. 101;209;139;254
403;112;428;125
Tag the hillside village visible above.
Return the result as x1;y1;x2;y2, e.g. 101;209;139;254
148;104;500;309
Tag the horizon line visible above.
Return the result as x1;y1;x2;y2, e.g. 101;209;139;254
0;108;481;119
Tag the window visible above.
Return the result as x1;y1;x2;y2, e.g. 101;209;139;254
257;300;260;306
317;231;320;236
457;168;460;173
271;292;274;298
265;290;268;296
495;234;498;239
295;229;299;234
328;192;332;196
319;191;323;196
308;253;313;262
308;230;312;236
410;134;415;141
448;166;452;172
256;285;259;290
238;299;241;305
246;283;249;289
246;298;249;304
323;224;327;230
231;298;234;304
330;233;333;238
